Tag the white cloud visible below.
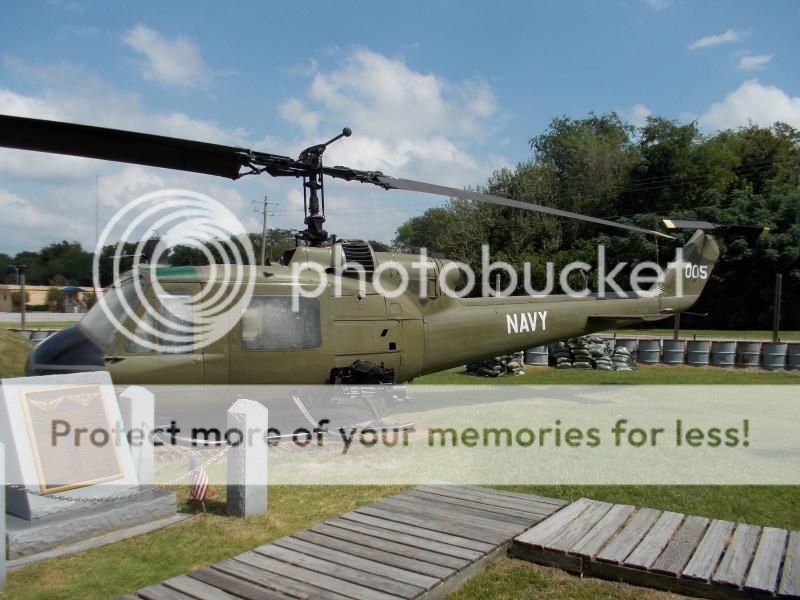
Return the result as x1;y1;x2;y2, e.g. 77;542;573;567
0;58;264;252
625;103;653;127
302;48;498;142
643;0;671;10
123;25;209;87
277;48;501;188
699;80;800;130
0;59;250;182
737;53;773;71
689;29;745;50
0;187;90;251
97;166;166;208
278;98;320;136
0;49;507;249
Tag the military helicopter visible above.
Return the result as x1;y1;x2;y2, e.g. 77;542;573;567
0;114;720;392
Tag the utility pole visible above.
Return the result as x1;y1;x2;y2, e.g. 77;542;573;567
252;197;279;266
18;265;26;330
773;273;783;343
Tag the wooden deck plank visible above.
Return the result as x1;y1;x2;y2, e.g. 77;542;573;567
651;515;709;576
212;559;349;600
456;484;568;508
682;519;735;582
546;501;613;552
136;585;195;600
404;489;552;521
292;528;455;580
393;491;537;525
160;576;238;600
779;531;800;598
235;551;403;600
713;523;761;588
375;496;525;535
315;522;472;568
187;568;291;600
625;511;684;570
254;544;421;598
376;494;527;532
421;484;564;511
275;535;439;591
415;485;561;516
162;574;250;600
596;508;661;564
570;504;635;558
515;498;593;547
336;513;490;555
745;527;788;593
355;505;509;545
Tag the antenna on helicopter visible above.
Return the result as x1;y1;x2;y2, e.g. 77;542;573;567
297;127;352;246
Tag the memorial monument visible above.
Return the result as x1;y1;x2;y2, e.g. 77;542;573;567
0;372;178;560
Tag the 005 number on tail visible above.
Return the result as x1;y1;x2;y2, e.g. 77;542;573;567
684;263;708;280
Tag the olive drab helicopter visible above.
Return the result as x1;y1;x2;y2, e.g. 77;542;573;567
0;115;719;384
1;114;723;394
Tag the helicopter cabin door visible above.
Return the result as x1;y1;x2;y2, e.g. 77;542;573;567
107;284;205;385
332;292;404;375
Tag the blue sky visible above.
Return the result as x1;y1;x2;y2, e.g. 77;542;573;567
1;0;798;253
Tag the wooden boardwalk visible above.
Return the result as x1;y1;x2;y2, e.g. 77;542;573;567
123;485;567;600
512;498;800;599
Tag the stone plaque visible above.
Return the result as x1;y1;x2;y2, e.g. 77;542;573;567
1;371;140;521
20;384;124;494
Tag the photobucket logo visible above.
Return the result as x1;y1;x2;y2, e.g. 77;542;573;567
92;189;256;353
292;243;692;308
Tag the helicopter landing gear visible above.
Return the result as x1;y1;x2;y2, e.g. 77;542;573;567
289;361;413;439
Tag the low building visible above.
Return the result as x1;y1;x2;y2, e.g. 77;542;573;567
0;285;101;313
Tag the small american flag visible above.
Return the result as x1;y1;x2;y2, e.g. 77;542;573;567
188;455;209;503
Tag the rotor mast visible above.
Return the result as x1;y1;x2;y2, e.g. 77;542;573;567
298;127;351;246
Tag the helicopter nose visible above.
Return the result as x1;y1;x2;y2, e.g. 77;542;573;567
26;326;105;376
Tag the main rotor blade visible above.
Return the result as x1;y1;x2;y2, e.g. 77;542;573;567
377;176;675;239
0;115;261;179
663;219;769;238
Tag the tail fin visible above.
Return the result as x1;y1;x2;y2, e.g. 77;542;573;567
658;229;720;300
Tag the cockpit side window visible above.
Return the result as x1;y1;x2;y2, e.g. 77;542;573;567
125;289;196;354
242;296;321;351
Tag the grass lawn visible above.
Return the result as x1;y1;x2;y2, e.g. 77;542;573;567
0;321;76;331
2;333;799;599
414;363;800;384
0;330;32;378
451;557;681;600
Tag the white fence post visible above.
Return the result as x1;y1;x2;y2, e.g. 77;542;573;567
118;386;155;485
226;399;268;518
1;441;6;591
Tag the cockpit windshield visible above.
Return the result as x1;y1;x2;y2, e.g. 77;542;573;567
79;276;143;351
